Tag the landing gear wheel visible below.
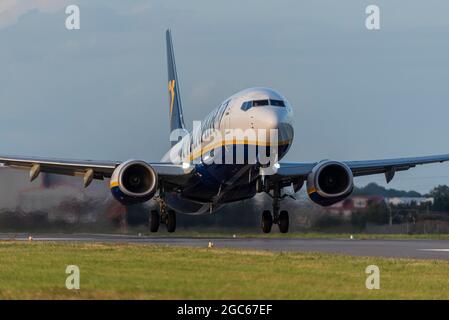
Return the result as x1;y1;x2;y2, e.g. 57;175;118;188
166;209;176;233
149;210;160;232
278;210;289;233
261;210;273;233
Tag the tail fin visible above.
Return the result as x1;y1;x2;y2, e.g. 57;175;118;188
166;29;186;143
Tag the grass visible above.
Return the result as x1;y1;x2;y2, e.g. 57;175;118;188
1;242;449;299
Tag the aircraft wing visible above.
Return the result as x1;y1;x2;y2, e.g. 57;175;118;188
276;153;449;183
0;155;192;184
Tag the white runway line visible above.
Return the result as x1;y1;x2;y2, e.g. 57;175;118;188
419;249;449;252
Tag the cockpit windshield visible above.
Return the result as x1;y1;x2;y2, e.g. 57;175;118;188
270;99;285;107
253;99;269;106
241;99;285;111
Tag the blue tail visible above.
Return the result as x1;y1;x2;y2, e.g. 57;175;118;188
166;29;186;144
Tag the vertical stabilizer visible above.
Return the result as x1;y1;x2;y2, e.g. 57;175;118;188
166;29;186;144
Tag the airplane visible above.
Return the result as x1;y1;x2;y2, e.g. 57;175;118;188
1;29;449;233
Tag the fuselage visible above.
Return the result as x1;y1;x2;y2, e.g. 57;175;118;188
161;87;294;214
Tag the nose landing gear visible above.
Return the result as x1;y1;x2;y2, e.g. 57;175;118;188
260;209;289;234
278;210;289;233
260;182;289;233
261;210;273;233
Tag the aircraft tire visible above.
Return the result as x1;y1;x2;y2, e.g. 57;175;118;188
261;210;273;233
166;209;176;233
279;210;289;233
150;210;160;232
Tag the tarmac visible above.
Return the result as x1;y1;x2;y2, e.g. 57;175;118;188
2;233;449;260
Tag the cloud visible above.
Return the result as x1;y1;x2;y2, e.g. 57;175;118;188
0;0;153;30
0;0;72;29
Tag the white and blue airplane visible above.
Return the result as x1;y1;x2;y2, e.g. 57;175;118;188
1;30;449;233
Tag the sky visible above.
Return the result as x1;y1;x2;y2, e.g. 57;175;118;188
1;0;449;193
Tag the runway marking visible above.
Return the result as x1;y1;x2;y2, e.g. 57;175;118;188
419;249;449;252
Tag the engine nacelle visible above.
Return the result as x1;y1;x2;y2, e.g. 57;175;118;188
307;160;353;206
110;160;158;205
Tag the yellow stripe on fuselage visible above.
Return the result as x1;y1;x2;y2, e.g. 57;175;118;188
185;139;291;163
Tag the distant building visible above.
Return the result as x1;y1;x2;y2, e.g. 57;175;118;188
325;195;435;218
326;195;385;218
386;197;434;206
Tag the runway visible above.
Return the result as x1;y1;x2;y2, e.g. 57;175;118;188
2;233;449;260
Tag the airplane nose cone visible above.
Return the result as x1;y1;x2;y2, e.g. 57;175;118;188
253;107;291;130
252;107;294;144
255;108;284;129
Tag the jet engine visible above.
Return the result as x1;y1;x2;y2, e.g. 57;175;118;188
307;160;353;206
110;160;158;205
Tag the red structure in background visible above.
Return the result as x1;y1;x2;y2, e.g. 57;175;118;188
325;195;385;218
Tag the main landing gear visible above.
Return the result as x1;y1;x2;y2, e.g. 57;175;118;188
150;199;176;233
261;182;289;233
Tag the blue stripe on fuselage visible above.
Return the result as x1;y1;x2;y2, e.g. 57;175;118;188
169;142;291;206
